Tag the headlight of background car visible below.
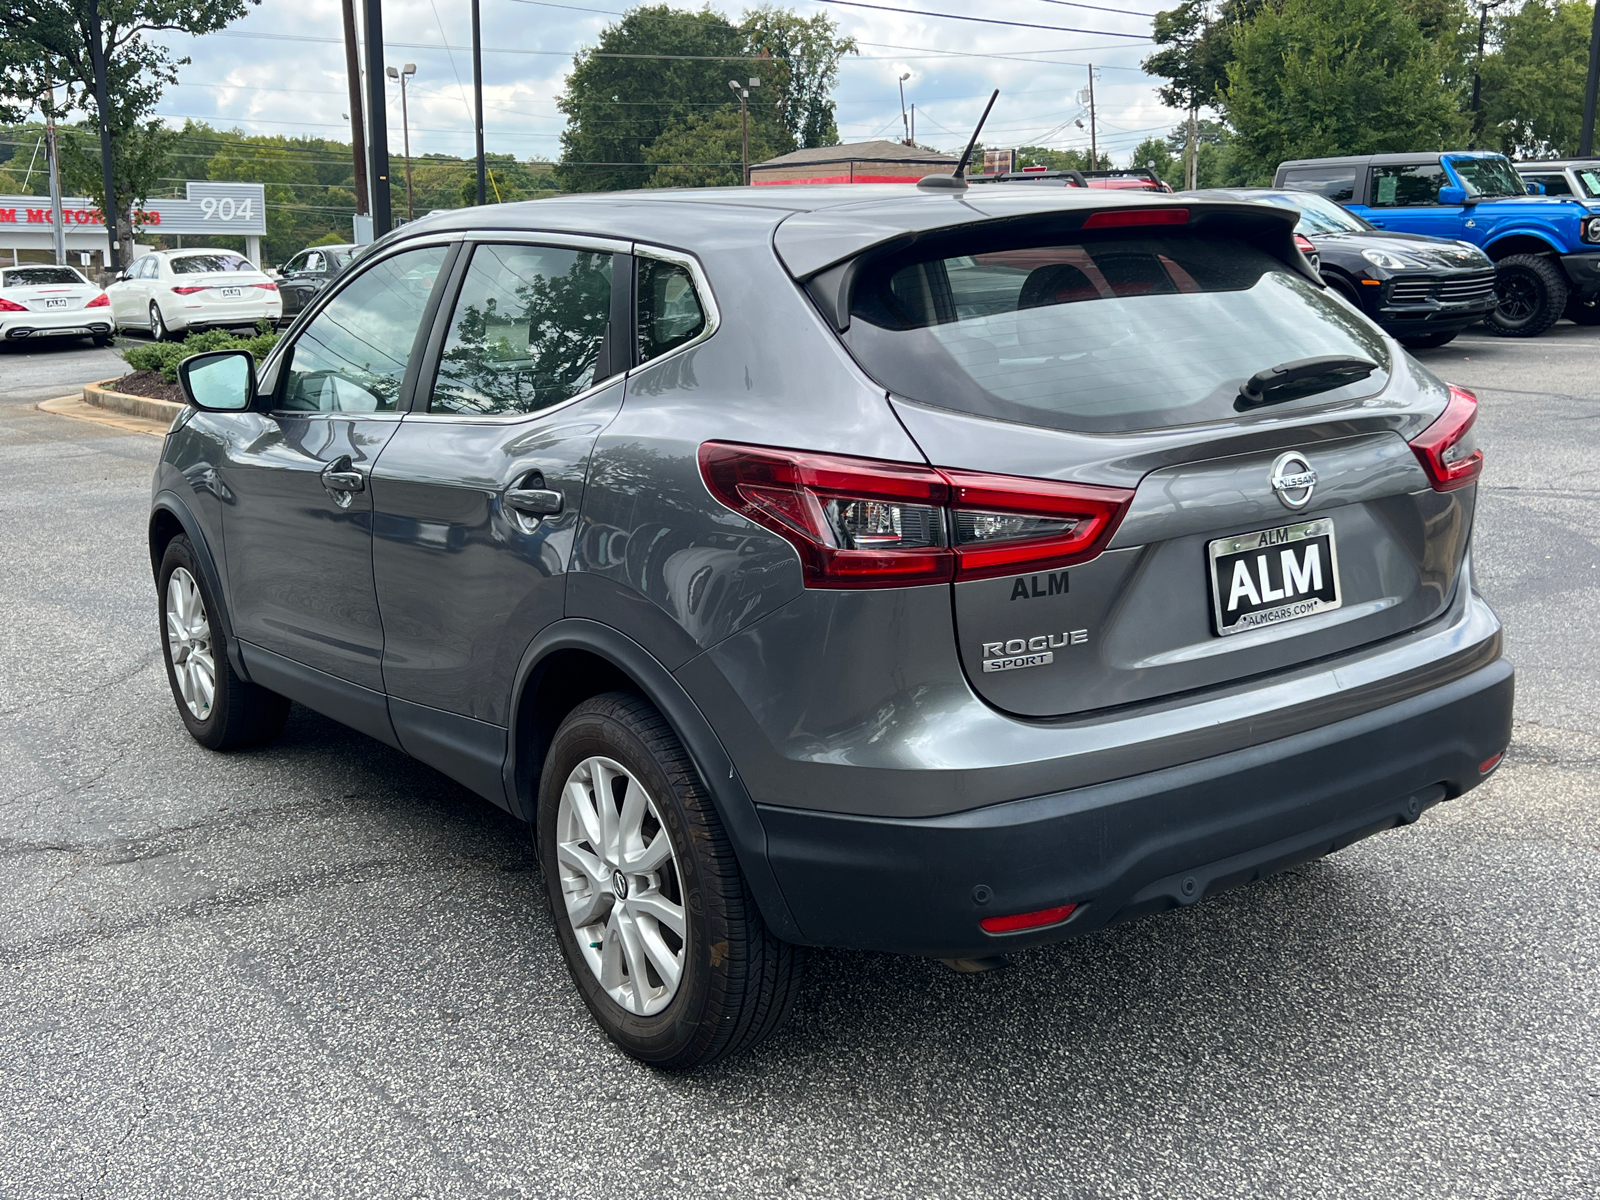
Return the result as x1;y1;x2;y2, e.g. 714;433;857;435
1362;247;1410;270
1583;215;1600;243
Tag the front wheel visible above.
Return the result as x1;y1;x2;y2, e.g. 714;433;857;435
537;692;805;1069
1485;254;1568;337
1399;330;1459;350
158;537;289;750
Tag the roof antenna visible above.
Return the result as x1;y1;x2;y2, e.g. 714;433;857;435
919;89;998;193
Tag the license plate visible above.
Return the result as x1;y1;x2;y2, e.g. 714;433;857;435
1208;518;1341;636
44;298;68;308
219;287;242;298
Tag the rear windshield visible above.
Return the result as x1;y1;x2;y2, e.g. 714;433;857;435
171;253;252;274
2;267;85;287
841;232;1390;434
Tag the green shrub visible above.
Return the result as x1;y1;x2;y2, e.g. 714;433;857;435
120;324;281;383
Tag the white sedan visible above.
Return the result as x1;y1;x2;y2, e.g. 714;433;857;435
0;265;115;345
107;249;281;340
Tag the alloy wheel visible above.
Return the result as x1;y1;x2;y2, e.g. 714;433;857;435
556;755;687;1016
165;567;216;720
150;303;168;340
1496;273;1538;325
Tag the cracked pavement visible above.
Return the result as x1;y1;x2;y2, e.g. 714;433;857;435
1;331;1597;1198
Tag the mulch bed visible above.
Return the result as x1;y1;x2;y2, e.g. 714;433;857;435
104;370;186;404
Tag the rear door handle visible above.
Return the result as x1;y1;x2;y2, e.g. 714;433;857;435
505;473;563;518
320;455;365;506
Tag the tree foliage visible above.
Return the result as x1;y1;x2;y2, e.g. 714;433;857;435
645;107;793;187
742;5;855;148
1220;0;1467;182
1479;0;1596;156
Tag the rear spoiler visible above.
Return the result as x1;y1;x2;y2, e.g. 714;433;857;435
792;200;1319;333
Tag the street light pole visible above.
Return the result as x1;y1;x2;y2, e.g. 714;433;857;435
1583;0;1600;154
472;0;486;205
340;0;369;219
362;0;392;237
728;77;759;185
387;63;416;221
43;89;67;266
1087;64;1098;171
898;72;911;145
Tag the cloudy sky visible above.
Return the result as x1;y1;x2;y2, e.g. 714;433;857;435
145;0;1178;168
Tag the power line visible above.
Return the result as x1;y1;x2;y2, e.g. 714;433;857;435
805;0;1153;37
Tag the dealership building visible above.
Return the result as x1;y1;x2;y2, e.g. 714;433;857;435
750;140;957;185
0;182;268;269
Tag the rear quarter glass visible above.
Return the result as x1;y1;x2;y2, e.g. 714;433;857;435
841;231;1391;435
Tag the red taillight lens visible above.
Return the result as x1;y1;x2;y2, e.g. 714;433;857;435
1409;385;1482;492
171;285;208;295
980;903;1077;934
698;443;1134;588
1294;233;1317;256
86;292;110;307
0;297;26;312
253;281;278;291
1479;752;1503;775
1082;207;1188;229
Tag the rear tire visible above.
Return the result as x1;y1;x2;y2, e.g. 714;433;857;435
158;536;289;751
149;302;171;342
1399;330;1459;349
1485;254;1567;337
536;691;805;1069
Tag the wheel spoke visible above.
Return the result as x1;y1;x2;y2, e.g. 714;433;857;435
613;906;653;1010
590;760;621;861
617;772;648;853
627;889;686;939
599;905;627;994
564;778;603;851
562;874;611;930
191;657;215;712
623;830;673;875
633;916;683;993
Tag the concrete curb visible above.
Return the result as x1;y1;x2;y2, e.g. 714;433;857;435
82;377;185;423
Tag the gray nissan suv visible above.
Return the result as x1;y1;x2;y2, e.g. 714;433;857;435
150;185;1513;1068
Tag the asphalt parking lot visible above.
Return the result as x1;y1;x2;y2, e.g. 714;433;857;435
2;330;1597;1199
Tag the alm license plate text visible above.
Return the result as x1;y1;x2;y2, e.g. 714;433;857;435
1208;518;1341;636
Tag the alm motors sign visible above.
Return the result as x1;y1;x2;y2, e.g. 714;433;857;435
0;181;267;237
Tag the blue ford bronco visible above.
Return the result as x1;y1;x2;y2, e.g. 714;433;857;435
1275;150;1600;336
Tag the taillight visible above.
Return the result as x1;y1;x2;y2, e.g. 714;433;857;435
1294;233;1317;257
980;903;1077;934
0;297;26;312
1409;384;1482;492
253;282;278;291
1081;207;1187;229
86;292;110;307
698;442;1134;588
171;285;208;295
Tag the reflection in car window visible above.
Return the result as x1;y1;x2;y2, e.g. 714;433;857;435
637;258;706;363
279;244;448;413
1370;163;1448;206
1524;173;1572;196
1450;156;1526;198
170;253;253;274
1251;192;1372;235
430;243;613;416
2;267;85;286
1278;167;1356;203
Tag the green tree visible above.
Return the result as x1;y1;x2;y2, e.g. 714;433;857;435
556;6;753;193
0;0;259;255
1015;145;1099;171
645;107;794;187
1129;136;1180;186
741;5;855;148
1222;0;1466;182
1479;0;1596;156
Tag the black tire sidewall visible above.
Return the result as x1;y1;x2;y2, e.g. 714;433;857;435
536;700;723;1065
1487;256;1566;337
157;537;228;746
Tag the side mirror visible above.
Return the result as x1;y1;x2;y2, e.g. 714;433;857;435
1438;185;1467;206
179;350;256;412
1525;182;1545;196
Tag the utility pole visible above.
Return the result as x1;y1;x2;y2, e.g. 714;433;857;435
729;77;759;184
340;0;369;218
1469;1;1505;149
1583;0;1600;154
362;0;392;236
1087;65;1097;171
472;0;486;205
387;64;416;220
86;0;122;272
910;103;915;145
1186;107;1198;189
898;72;911;145
43;90;66;266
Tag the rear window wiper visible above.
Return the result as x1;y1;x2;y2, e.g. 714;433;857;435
1236;355;1378;410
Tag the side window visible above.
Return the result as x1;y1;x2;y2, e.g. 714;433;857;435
305;251;326;273
637;257;707;363
283;252;307;277
1279;167;1356;203
429;243;613;416
137;257;157;280
1370;163;1448;207
279;244;448;413
1525;173;1572;196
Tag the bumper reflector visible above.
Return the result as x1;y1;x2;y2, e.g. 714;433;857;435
979;903;1076;934
1479;752;1503;775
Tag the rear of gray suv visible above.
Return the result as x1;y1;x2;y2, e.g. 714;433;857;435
151;185;1513;1069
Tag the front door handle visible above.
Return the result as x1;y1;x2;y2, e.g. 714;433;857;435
321;456;365;507
505;474;563;518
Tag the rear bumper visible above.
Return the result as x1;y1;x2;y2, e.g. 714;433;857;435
759;656;1513;958
0;311;113;339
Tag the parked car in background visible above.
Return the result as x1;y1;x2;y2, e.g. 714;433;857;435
970;167;1173;193
1273;151;1600;337
152;184;1510;1068
1190;187;1496;348
1513;157;1600;323
0;264;114;346
106;250;281;340
273;243;360;318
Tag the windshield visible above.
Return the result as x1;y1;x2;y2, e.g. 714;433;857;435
842;231;1390;435
1249;192;1371;235
1450;156;1527;199
171;253;253;275
1;267;86;287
